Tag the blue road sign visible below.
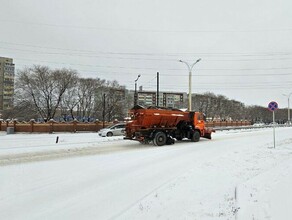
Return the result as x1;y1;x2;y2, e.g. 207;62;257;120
268;101;278;112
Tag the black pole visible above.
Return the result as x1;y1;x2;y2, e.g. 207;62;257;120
157;72;159;107
134;82;137;106
102;94;105;128
134;75;140;107
107;96;111;122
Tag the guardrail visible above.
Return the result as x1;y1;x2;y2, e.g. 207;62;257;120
205;121;251;128
213;124;291;131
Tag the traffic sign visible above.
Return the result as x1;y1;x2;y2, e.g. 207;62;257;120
268;101;278;148
268;101;278;112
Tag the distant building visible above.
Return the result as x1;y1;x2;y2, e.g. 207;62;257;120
130;89;186;109
0;57;15;111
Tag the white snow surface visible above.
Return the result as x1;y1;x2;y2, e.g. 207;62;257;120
0;127;292;220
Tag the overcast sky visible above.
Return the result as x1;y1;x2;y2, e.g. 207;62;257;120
1;0;292;108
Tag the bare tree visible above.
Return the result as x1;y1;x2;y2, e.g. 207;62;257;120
1;100;38;121
93;80;127;122
76;78;101;121
60;86;79;121
16;65;78;120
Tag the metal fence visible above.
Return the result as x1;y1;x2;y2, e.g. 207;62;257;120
0;119;111;133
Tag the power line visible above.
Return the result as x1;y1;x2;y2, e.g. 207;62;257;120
14;58;292;72
1;20;292;33
14;63;292;90
143;84;292;90
1;40;292;58
3;45;292;62
0;46;177;62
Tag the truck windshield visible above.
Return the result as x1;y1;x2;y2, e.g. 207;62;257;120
198;113;205;121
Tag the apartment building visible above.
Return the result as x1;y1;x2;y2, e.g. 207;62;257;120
134;90;186;109
0;57;15;111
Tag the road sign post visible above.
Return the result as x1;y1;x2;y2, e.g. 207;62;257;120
268;101;278;148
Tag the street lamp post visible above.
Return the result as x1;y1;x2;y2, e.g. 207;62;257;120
283;92;292;124
134;74;141;106
179;58;201;111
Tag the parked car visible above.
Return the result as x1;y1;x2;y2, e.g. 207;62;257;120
252;122;265;127
98;123;126;137
269;122;278;126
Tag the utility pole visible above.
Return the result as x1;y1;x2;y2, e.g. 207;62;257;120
179;58;201;111
102;93;106;128
157;72;159;107
283;92;292;124
134;75;141;106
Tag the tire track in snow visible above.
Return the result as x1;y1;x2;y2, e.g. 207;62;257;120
0;141;145;166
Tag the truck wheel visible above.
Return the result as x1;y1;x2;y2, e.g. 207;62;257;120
192;130;200;142
153;132;167;146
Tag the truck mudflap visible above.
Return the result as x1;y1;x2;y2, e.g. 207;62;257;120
124;136;142;141
124;132;145;142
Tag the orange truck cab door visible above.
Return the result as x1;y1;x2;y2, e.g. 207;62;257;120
193;112;206;133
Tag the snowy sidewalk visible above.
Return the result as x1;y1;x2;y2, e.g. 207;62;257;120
237;157;292;220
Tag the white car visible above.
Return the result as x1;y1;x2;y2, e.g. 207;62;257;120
252;122;265;127
98;123;126;137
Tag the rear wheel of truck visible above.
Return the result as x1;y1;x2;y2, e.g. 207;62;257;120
153;132;167;146
192;130;200;142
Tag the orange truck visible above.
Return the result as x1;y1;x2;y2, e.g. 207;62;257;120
124;105;214;146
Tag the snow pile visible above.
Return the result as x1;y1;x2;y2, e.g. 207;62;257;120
238;157;292;219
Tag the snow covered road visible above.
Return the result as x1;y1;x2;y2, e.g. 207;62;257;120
0;127;292;219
